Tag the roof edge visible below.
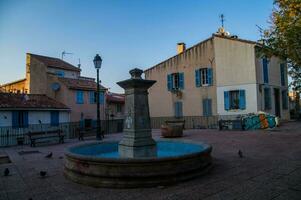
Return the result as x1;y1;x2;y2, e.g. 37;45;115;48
0;78;26;87
144;36;213;72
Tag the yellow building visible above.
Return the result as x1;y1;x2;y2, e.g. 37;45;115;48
145;30;290;128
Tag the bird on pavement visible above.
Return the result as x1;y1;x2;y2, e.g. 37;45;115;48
4;168;9;176
40;171;47;177
238;150;243;158
45;152;52;158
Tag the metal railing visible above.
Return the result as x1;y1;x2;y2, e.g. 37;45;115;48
0;119;124;147
150;116;218;129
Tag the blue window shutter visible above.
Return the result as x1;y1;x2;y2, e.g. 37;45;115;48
51;111;59;126
263;58;269;83
179;73;184;89
12;111;18;128
239;90;246;110
76;91;84;104
89;91;95;104
23;111;28;127
224;91;230;111
280;64;285;86
99;92;104;104
208;68;213;85
167;74;172;91
175;102;183;117
76;91;80;103
195;69;201;87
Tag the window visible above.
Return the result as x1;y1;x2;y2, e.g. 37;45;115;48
76;91;84;104
89;91;104;104
282;90;288;109
55;71;65;77
99;92;105;104
116;104;122;113
280;63;286;86
167;73;184;91
264;88;271;110
230;90;240;109
174;101;183;117
195;68;213;87
12;111;28;128
89;91;95;104
203;98;212;116
263;58;269;84
224;90;246;110
50;111;59;126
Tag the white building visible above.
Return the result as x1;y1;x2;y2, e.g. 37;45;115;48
0;93;70;127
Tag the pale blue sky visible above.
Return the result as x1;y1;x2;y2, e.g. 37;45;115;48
0;0;274;92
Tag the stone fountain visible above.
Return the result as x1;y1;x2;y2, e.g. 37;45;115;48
64;68;213;188
117;68;156;158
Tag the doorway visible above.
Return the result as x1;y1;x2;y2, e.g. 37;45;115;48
274;88;281;117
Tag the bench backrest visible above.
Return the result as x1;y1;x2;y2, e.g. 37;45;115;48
27;130;61;137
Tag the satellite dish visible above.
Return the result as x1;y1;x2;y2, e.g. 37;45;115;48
51;82;60;91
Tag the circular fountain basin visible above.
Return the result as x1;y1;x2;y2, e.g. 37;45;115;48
64;139;212;188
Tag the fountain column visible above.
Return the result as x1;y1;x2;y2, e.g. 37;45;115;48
117;68;156;158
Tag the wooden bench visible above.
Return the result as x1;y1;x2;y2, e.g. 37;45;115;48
27;130;64;147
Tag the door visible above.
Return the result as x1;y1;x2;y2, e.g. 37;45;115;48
274;88;281;117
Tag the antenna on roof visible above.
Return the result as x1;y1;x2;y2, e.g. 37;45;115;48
219;14;225;28
61;51;73;60
78;58;81;69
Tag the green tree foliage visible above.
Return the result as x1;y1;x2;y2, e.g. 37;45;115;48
262;0;301;117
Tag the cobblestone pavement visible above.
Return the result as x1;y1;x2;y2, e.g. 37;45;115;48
1;121;301;200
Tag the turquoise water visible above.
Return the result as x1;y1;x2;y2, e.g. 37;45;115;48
70;141;205;158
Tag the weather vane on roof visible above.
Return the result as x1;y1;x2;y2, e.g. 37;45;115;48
219;14;225;28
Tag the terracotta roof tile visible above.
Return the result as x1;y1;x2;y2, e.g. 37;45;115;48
58;77;106;91
106;92;125;103
0;93;69;110
29;53;81;72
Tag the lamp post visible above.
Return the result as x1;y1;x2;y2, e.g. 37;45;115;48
93;54;102;140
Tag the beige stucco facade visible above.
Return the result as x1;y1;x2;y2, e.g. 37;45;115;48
145;34;290;120
145;38;217;118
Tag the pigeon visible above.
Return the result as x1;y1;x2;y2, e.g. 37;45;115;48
4;168;9;176
238;150;243;158
45;152;52;158
40;171;47;177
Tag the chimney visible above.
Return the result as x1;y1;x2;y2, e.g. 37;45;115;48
177;43;186;54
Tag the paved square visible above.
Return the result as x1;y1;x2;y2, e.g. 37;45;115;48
1;122;301;200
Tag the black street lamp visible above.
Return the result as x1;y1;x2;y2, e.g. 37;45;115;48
93;54;102;140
